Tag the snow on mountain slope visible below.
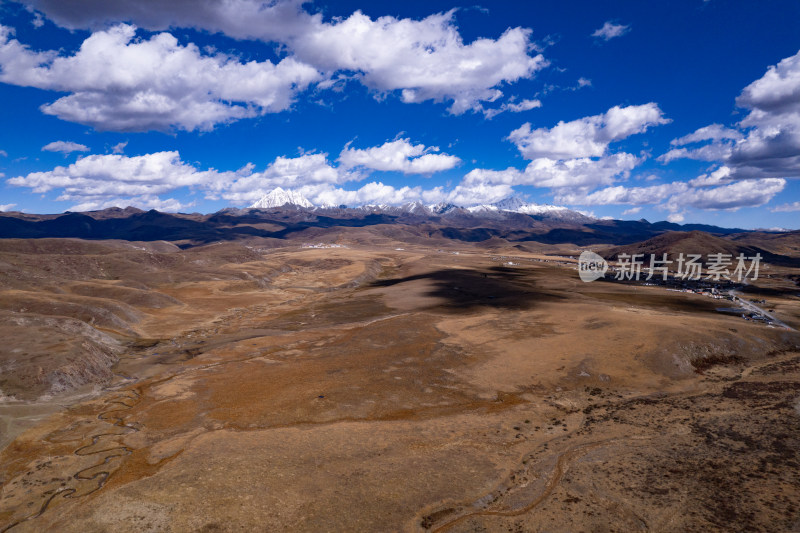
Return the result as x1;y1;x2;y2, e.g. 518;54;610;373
467;196;592;221
250;187;314;209
246;190;590;221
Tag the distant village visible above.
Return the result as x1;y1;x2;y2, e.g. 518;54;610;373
484;253;786;329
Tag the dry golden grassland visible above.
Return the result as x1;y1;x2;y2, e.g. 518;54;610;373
1;238;799;532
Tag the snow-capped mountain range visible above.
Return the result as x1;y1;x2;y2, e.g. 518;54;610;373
248;188;592;222
249;187;315;209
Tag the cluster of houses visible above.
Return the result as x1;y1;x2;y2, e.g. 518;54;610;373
606;266;782;326
301;243;348;249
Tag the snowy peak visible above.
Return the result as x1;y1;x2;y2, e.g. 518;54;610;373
428;202;459;215
250;187;314;209
464;196;592;221
491;197;528;211
399;201;429;215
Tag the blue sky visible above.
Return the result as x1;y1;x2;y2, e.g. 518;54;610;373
0;0;799;229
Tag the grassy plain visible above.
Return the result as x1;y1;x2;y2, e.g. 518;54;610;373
1;239;799;532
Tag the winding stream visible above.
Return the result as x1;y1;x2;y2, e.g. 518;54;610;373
1;388;141;532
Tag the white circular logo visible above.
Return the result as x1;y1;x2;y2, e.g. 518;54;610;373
578;251;608;282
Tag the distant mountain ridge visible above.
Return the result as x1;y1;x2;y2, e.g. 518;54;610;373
3;186;784;249
248;187;591;222
0;200;771;250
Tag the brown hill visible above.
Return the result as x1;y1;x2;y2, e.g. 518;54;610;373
727;230;800;257
602;230;800;267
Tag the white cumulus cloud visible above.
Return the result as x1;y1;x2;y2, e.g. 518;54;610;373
69;196;193;212
658;124;743;163
445;182;514;206
0;24;321;131
521;153;640;189
338;138;460;174
8;1;548;122
670;178;786;211
508;103;668;159
555;182;688;206
462;152;641;195
554;178;785;215
221;153;357;204
670;124;743;146
293;10;547;115
661;49;800;180
7;151;217;209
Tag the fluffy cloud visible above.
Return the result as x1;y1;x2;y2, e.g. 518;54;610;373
508;103;668;159
591;22;630;41
0;24;321;131
478;104;667;194
293;11;546;114
6;152;216;205
69;196;193;213
338;139;460;174
303;182;444;208
462;167;523;186
555;178;785;213
444;182;514;206
555;182;688;206
221;153;356;204
41;141;90;154
668;178;786;210
3;145;526;210
5;147;452;209
3;151;304;208
14;0;308;39
736;50;800;117
0;149;7;157
6;147;787;214
670;124;743;146
688;166;734;187
521;153;639;189
10;1;547;122
662;49;800;180
0;203;17;211
462;153;640;194
8;146;460;210
658;124;744;163
658;144;733;164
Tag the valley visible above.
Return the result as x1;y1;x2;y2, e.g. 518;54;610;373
0;227;798;532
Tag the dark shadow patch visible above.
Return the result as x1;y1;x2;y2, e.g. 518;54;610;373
369;266;563;311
